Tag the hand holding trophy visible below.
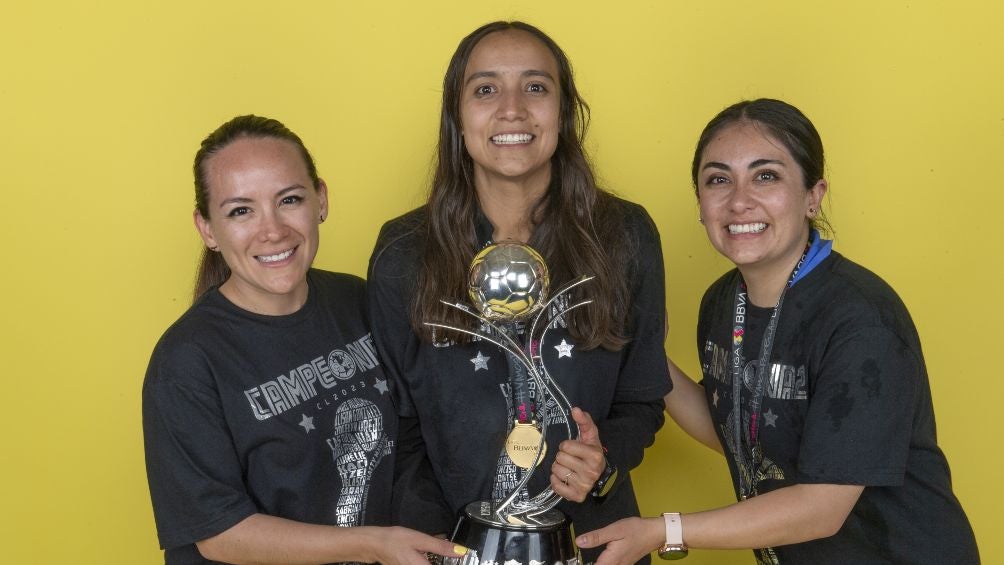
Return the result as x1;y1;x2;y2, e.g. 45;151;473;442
427;241;592;565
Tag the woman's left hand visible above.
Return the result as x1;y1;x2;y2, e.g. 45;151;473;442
576;517;665;565
550;407;606;502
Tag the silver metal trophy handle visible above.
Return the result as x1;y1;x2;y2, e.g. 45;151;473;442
424;275;596;526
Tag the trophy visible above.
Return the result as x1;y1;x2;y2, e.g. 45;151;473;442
426;242;592;565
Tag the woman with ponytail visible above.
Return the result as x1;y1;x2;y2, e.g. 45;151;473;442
143;115;467;565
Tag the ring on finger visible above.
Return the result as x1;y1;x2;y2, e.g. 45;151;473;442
562;470;574;485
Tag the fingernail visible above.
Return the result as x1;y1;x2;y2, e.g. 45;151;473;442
454;545;469;555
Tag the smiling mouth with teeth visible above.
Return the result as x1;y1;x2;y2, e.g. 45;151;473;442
728;223;767;235
256;247;296;263
491;133;534;145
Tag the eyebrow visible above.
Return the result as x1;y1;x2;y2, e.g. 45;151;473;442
701;158;786;172
464;69;555;86
218;184;307;208
749;159;785;169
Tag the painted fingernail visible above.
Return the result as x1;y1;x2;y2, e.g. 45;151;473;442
454;545;469;555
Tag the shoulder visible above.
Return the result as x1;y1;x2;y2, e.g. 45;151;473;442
370;207;427;280
597;194;662;259
817;254;911;320
374;207;427;252
602;194;658;235
700;269;740;313
804;253;921;344
144;297;225;391
308;269;366;298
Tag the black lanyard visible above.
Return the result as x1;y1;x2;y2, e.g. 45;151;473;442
476;230;539;425
505;344;536;424
729;247;808;499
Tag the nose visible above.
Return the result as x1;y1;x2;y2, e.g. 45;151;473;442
727;179;756;212
496;89;527;121
258;209;290;242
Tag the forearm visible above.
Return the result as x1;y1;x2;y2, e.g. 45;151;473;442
663;357;722;453
682;483;864;550
597;399;664;472
198;514;465;565
577;483;863;563
196;514;381;565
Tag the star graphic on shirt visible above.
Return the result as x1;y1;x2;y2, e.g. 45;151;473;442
712;388;719;407
471;350;490;371
374;378;389;395
763;408;778;428
298;414;315;434
554;339;574;358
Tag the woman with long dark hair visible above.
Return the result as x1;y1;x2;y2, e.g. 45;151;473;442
368;21;670;562
143;115;467;565
577;99;978;564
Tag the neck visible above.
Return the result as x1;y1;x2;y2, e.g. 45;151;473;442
219;279;308;316
739;250;806;308
739;268;790;308
475;174;549;243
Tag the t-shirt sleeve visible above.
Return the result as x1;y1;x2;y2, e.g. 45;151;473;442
597;206;672;473
367;229;420;418
142;345;257;550
366;223;454;530
795;325;919;486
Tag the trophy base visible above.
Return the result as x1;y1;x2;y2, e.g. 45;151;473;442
444;501;581;565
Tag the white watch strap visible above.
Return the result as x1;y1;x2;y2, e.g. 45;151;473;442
663;512;683;545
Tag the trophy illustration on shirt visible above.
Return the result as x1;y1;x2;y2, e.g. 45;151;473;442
326;398;389;527
427;242;590;565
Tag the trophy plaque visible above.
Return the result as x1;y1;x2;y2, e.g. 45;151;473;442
427;242;591;565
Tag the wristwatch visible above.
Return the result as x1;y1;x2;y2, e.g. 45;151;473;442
657;512;688;560
590;456;619;500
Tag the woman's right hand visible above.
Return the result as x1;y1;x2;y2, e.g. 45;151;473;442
575;517;665;565
366;527;468;565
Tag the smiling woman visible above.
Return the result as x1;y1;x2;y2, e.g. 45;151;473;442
194;135;328;315
142;115;468;565
367;21;671;564
695;121;827;307
459;29;561;198
576;99;979;565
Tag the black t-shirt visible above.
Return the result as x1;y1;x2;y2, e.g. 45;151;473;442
368;199;670;563
143;270;395;565
698;253;978;564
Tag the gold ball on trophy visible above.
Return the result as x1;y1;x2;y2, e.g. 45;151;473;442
468;242;549;321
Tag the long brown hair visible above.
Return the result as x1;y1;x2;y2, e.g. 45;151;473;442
412;21;632;351
191;115;321;302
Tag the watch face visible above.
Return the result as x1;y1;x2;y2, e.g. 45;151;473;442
657;546;688;560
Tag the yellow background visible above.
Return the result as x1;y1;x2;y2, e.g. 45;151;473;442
1;1;999;563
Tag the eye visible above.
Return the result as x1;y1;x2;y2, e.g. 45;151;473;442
227;206;251;217
474;84;496;97
755;170;779;182
280;194;304;206
526;82;548;94
705;174;730;186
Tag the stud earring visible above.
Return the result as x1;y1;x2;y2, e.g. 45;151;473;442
808;207;816;216
209;246;219;252
698;216;704;224
319;214;326;223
